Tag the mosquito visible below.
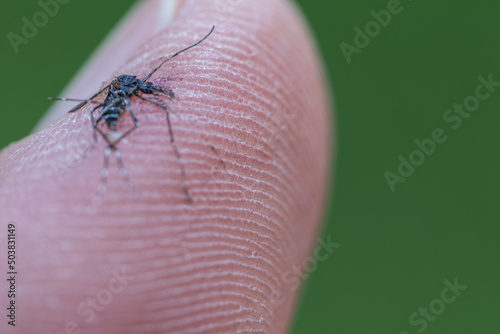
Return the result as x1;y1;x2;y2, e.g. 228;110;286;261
50;26;215;203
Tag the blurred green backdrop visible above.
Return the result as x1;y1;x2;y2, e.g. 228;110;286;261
2;0;499;333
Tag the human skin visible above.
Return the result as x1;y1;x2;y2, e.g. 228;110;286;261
0;0;332;333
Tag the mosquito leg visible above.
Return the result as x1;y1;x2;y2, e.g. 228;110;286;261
209;144;227;170
94;126;113;147
92;146;112;206
135;93;193;203
113;147;136;196
103;107;139;196
90;105;139;199
90;104;104;144
92;107;115;147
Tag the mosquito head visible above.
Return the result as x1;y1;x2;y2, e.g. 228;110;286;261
116;75;140;88
109;75;141;96
117;75;138;85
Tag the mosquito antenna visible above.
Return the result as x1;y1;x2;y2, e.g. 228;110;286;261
142;25;215;83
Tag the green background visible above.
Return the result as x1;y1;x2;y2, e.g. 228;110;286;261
1;0;499;333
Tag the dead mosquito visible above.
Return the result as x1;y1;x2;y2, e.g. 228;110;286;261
50;26;215;204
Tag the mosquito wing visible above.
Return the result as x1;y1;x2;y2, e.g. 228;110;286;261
67;84;110;113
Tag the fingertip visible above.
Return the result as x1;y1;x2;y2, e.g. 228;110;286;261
0;0;332;333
